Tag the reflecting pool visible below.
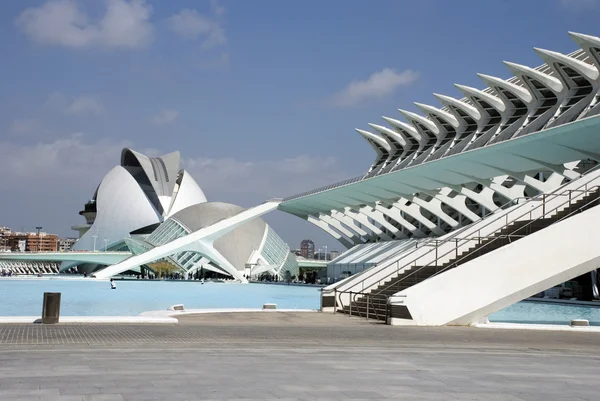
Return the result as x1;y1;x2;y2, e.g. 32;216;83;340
488;300;600;326
2;278;599;324
0;278;320;316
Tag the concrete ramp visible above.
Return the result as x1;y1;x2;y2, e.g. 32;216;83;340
390;204;600;326
93;201;281;279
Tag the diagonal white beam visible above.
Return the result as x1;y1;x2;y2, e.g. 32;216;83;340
93;201;281;279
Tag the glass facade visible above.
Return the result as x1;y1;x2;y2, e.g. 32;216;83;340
261;227;299;277
127;215;297;279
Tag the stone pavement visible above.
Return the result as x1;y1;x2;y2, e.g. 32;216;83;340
0;312;598;400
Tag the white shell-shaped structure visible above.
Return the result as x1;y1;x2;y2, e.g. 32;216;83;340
69;148;298;281
73;148;207;252
126;202;298;281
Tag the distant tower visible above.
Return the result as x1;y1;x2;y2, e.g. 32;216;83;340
300;239;315;259
72;200;97;238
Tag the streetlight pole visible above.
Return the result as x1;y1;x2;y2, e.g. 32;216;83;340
92;234;98;252
35;226;42;252
103;238;109;252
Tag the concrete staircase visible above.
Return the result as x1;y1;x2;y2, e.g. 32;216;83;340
341;188;600;321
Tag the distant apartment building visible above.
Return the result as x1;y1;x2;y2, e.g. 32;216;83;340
24;233;58;252
58;238;78;252
0;227;10;251
0;227;58;252
300;239;315;259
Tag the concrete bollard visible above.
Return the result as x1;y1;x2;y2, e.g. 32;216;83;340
262;303;277;310
42;292;61;324
168;304;185;311
570;319;589;327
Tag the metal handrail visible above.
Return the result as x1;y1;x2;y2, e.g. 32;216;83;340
335;165;600;298
376;185;600;295
340;185;600;321
335;288;387;321
331;194;543;291
282;176;363;202
330;166;600;295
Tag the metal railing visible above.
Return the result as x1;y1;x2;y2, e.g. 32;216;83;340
376;185;600;296
282;176;363;202
338;184;600;321
333;172;600;319
331;165;600;297
334;289;387;321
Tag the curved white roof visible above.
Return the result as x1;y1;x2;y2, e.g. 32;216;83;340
73;165;163;252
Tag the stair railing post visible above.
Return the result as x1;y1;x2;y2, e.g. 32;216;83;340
349;292;352;317
455;239;458;260
542;194;546;216
333;289;337;314
435;240;438;272
366;295;369;320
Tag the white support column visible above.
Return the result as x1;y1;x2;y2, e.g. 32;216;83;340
318;214;364;245
343;208;393;241
330;210;371;239
307;215;355;248
392;199;445;236
360;206;408;239
434;188;481;224
374;203;426;238
410;196;459;229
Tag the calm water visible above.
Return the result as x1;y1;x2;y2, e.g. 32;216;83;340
0;278;320;316
1;278;599;324
488;300;600;326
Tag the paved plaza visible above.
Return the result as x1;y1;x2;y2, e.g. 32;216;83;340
0;313;599;400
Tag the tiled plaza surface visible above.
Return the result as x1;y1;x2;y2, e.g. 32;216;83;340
0;313;598;400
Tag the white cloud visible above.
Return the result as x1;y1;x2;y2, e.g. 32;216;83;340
8;119;44;137
0;133;128;182
168;8;226;48
211;0;226;16
184;155;348;201
45;92;104;115
151;109;179;125
0;134;130;236
66;96;105;115
0;131;348;242
331;68;419;108
16;0;153;49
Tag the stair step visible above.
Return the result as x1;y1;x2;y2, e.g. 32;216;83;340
342;191;600;319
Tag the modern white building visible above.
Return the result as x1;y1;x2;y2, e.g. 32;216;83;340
276;31;600;325
4;31;600;326
125;201;298;281
71;148;208;254
90;32;600;325
59;148;297;280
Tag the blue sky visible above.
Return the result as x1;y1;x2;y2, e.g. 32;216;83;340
0;0;597;251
